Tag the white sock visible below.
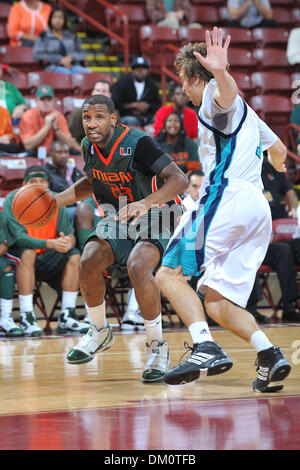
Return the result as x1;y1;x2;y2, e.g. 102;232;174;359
125;288;140;315
19;294;33;314
144;313;163;343
188;321;213;344
250;330;273;352
87;301;106;330
0;298;13;318
61;291;78;312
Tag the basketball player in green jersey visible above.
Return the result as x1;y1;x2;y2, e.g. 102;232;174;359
54;94;188;382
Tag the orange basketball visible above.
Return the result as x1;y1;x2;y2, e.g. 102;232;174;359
12;184;57;228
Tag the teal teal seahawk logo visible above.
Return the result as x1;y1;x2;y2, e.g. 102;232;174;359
120;147;131;156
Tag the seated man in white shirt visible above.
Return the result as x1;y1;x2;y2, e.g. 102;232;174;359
182;169;204;212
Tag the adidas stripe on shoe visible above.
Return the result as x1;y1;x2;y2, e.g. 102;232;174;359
164;341;233;385
253;346;291;393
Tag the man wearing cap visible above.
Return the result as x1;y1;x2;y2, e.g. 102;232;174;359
19;84;81;156
112;57;161;127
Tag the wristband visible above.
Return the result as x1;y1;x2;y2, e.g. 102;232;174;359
1;63;9;73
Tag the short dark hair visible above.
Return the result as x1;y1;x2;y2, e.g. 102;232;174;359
175;42;228;84
82;95;115;114
188;169;204;181
93;79;112;92
48;7;67;30
24;166;48;179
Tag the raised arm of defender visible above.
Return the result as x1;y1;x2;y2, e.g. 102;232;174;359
193;27;238;109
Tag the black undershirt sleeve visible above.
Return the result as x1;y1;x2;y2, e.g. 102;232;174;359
133;135;173;176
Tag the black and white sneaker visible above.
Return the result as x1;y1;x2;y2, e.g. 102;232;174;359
163;341;233;385
253;346;291;393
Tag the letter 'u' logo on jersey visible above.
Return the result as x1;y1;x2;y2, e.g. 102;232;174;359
120;147;131;156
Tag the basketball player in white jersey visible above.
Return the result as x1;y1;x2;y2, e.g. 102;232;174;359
156;27;291;392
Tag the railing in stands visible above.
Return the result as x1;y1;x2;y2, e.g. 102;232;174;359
57;0;130;72
160;44;181;105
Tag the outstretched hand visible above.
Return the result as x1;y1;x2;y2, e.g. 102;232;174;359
193;27;231;75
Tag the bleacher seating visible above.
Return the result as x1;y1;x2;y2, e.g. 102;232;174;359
139;25;181;74
3;72;30;95
105;3;148;55
189;5;220;27
252;28;289;49
227;48;257;73
63;96;86;116
0;46;38;73
0;3;10;24
249;95;292;138
27;71;74;97
253;48;292;72
251;71;292;97
71;72;114;95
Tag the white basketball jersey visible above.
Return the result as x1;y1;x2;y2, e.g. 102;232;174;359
197;79;278;196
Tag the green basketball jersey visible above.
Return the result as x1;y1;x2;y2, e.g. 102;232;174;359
82;125;170;210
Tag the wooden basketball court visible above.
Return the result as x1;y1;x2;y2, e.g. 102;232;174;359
0;319;299;450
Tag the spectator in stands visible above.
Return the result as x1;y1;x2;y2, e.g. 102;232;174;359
0;210;23;337
155;112;200;174
43;141;84;221
146;0;201;29
246;155;300;323
0;68;28;124
68;79;112;144
19;84;81;156
182;169;204;212
290;104;300;149
226;0;277;28
154;84;198;141
287;28;300;66
33;7;91;75
0;105;23;155
112;56;161;127
7;0;51;47
4;166;90;336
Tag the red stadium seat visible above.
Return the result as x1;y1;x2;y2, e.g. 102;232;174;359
249;94;292;138
105;4;147;55
221;28;255;49
3;72;30;94
0;46;38;72
251;71;291;97
227;48;257;73
139;25;181;74
253;48;291;72
0;23;8;44
0;3;10;24
27;71;73;96
189;5;220;26
71;72;114;95
272;7;293;27
179;26;205;46
252;28;289;49
271;0;294;4
63;96;86;116
231;72;254;100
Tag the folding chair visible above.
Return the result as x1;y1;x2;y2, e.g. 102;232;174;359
258;218;300;321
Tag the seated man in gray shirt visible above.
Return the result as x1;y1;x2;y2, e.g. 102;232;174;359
227;0;277;28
